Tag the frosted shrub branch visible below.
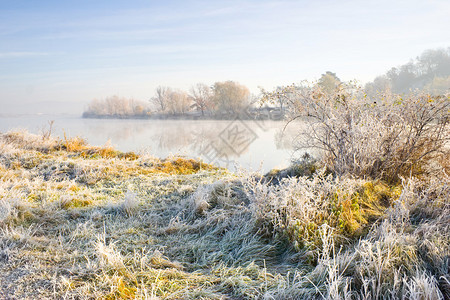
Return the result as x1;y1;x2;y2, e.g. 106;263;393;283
263;83;449;181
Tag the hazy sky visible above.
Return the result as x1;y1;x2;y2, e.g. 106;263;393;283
1;0;449;114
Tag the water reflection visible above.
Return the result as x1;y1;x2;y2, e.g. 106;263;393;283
86;120;270;159
0;115;304;171
85;122;148;141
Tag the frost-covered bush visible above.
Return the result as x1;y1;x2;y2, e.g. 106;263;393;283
263;175;450;299
243;169;400;251
263;83;449;182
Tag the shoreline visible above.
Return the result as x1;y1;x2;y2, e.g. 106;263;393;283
81;110;286;121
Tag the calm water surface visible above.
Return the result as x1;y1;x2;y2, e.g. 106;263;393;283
0;114;309;172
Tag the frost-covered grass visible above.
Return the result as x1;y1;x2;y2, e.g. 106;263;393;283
0;130;449;299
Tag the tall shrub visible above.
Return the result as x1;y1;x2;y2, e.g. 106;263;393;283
264;83;449;182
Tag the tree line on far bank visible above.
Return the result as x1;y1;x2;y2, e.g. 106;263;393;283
365;47;450;95
83;81;256;119
83;47;450;119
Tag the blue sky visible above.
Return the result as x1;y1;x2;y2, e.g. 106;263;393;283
1;0;449;113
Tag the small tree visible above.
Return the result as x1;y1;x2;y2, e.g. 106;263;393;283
190;83;213;116
318;71;341;94
83;96;148;117
365;75;392;97
212;81;250;115
166;90;191;115
151;86;171;113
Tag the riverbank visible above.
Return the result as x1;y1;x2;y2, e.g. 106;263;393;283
0;130;448;299
82;108;285;121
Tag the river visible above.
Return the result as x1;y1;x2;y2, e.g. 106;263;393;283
0;114;310;172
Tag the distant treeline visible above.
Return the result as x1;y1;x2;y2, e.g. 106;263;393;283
83;48;450;120
82;96;150;118
365;47;450;95
83;81;277;120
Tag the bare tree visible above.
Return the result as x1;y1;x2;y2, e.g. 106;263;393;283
151;86;171;113
166;90;191;115
261;85;294;119
83;96;149;117
190;83;213;116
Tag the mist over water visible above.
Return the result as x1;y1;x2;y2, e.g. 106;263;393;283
0;115;307;172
